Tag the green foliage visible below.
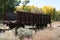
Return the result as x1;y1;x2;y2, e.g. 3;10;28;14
22;0;30;9
0;0;21;13
0;0;21;19
16;5;42;13
14;0;21;6
42;6;56;20
54;11;60;21
17;28;32;37
42;6;56;15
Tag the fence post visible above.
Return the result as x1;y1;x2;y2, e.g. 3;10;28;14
15;27;17;36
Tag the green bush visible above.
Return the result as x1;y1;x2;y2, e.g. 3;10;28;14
17;28;32;37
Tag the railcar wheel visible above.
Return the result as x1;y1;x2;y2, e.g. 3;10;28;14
9;25;13;29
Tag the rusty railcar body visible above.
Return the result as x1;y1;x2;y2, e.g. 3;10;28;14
3;11;51;29
17;11;51;29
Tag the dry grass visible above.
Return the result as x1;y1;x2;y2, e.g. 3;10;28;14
32;27;60;40
0;30;19;40
32;22;60;40
0;22;60;40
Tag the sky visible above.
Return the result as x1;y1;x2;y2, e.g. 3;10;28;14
20;0;60;10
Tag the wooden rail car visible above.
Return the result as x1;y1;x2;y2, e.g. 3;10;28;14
16;11;51;29
3;11;51;35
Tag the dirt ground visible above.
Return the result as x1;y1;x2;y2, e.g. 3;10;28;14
0;21;60;40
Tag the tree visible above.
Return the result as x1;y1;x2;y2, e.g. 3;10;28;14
14;0;21;6
31;7;43;14
42;6;56;20
22;0;30;9
0;0;21;13
42;6;56;14
55;10;60;21
0;0;21;19
16;5;42;13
